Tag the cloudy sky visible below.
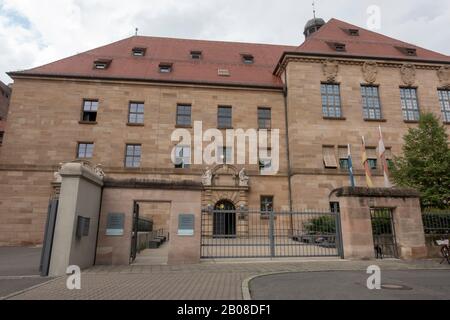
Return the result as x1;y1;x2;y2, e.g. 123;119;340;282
0;0;449;84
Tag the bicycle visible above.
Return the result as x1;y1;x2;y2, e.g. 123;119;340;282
436;239;450;265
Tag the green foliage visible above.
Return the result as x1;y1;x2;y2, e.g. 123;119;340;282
304;215;336;234
391;113;450;208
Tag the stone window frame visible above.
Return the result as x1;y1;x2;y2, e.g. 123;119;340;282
217;145;233;164
321;83;343;119
124;144;142;168
438;89;450;123
176;104;192;127
257;107;272;129
260;195;274;218
174;145;191;169
338;146;349;170
77;142;94;159
80;99;99;123
128;101;145;125
400;87;420;122
217;105;233;129
361;85;383;120
366;147;378;170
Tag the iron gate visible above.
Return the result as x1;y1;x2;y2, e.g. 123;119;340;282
201;208;343;258
370;208;399;259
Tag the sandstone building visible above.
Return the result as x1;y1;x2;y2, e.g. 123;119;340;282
0;18;449;266
0;80;11;148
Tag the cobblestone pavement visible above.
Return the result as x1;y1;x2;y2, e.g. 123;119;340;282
5;259;450;300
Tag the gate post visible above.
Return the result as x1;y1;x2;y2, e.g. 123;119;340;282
269;210;275;257
333;187;427;260
334;210;345;259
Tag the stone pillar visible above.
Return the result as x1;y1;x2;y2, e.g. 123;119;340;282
49;162;104;276
334;187;427;260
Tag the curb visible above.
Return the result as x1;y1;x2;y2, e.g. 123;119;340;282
242;271;293;300
0;276;63;300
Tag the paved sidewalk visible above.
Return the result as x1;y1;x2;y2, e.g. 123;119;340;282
5;259;450;300
0;246;52;298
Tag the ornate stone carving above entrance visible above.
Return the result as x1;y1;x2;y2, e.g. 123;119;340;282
400;63;416;86
437;66;450;88
201;165;250;209
362;61;378;84
322;59;339;82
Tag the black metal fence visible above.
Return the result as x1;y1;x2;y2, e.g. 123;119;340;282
200;208;343;259
422;209;450;245
370;208;399;259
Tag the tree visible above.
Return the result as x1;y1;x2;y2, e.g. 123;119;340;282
391;113;450;208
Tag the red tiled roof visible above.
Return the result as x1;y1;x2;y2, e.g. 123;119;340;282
10;36;295;88
9;18;450;87
294;18;450;63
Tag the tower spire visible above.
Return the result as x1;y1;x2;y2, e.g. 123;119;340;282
312;1;316;19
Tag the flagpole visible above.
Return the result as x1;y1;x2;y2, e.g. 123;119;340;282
361;136;374;188
347;144;355;187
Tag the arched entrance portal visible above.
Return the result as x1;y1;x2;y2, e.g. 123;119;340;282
213;200;236;238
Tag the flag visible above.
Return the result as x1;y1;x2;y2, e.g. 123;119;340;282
361;136;374;188
378;126;392;188
347;144;356;187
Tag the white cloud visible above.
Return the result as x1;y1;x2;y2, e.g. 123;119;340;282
0;0;449;84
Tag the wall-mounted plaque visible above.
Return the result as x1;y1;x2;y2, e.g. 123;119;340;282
178;214;195;236
76;216;90;238
106;213;125;236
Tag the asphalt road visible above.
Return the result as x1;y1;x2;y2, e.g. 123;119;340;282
0;247;51;298
250;270;450;300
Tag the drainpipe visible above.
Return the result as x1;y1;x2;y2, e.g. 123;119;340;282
93;185;104;266
283;70;293;212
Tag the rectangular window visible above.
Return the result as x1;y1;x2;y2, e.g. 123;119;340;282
366;148;377;170
321;84;342;118
323;146;338;169
258;107;271;129
77;143;94;159
438;89;450;123
128;102;144;124
386;148;394;170
176;104;192;127
330;202;340;213
338;146;349;169
260;196;274;212
361;85;382;120
125;144;141;168
259;158;272;173
81;100;98;122
218;106;232;129
0;132;4;146
217;146;232;164
400;88;420;121
174;145;191;169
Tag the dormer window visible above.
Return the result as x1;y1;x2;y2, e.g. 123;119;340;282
132;47;146;56
218;69;230;77
242;54;254;64
159;63;173;73
348;28;359;36
190;51;202;60
333;43;346;52
406;48;417;56
93;59;112;70
396;46;417;56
